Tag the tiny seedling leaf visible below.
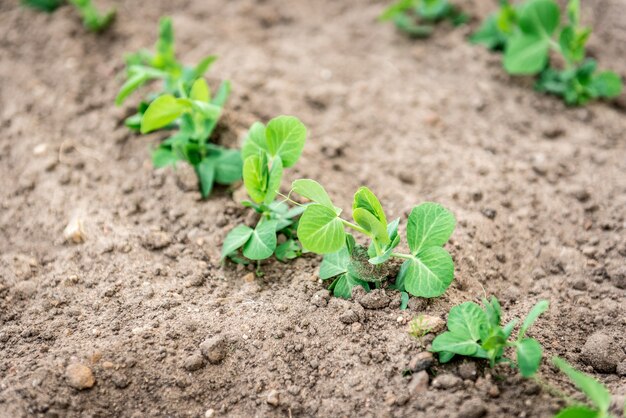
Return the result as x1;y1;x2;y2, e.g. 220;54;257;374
265;116;307;168
141;94;189;133
353;208;390;245
399;247;454;298
243;153;269;204
242;220;278;260
214;149;242;185
553;406;599;418
221;225;253;259
516;338;543;377
196;157;216;198
553;357;611;413
291;179;337;213
447;301;489;341
190;78;210;102
241;122;269;161
298;204;345;254
264;157;284;205
406;202;456;255
319;245;350;280
431;332;481;360
519;300;549;339
353;187;388;228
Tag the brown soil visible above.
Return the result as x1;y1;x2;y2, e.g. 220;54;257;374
1;0;625;417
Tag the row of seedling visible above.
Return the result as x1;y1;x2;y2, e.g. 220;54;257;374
381;0;623;105
114;17;624;418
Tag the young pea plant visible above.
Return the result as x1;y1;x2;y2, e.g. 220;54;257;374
431;297;549;378
221;116;308;264
116;17;219;130
22;0;114;31
470;0;519;51
475;0;623;105
139;78;240;198
552;357;624;418
380;0;468;38
289;180;456;300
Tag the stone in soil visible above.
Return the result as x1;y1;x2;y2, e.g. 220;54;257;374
457;398;487;418
581;331;623;373
408;352;434;372
266;390;280;406
432;373;461;390
65;364;95;390
310;289;330;307
407;370;429;395
200;336;227;364
355;288;391;310
183;353;205;371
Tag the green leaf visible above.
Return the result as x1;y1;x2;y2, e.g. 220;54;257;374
471;15;507;50
264;158;284;205
241;122;268;160
553;358;611;413
291;179;337;213
400;292;409;310
406;202;456;255
379;0;414;21
504;34;550;75
190;78;210;102
195;157;216;198
152;147;179;168
369;233;400;265
438;351;455;363
503;319;518;339
243;153;268;204
566;0;580;25
298;204;345;254
399;247;455;298
447;301;489;341
554;406;599;418
265;116;307;168
353;187;387;227
242;220;277;260
211;80;231;107
115;72;148;106
483;296;502;329
22;0;64;12
353;208;390;245
221;225;253;259
319;245;350;280
518;0;560;37
141;95;189;134
519;300;549;339
214;149;242;185
329;273;370;299
432;332;481;357
592;71;623;98
516;338;543;377
275;239;301;262
192;55;217;79
191;100;221;120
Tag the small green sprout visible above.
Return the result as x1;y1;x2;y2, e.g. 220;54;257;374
552;357;623;418
290;181;456;300
68;0;115;32
139;78;240;198
431;297;549;378
474;0;623;105
221;116;308;263
22;0;114;31
379;0;468;38
409;315;433;341
116;17;219;129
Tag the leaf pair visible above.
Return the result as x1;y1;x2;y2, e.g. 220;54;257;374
23;0;114;32
242;116;307;206
552;357;615;418
379;0;467;38
432;298;549;378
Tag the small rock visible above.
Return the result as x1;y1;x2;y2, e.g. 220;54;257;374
356;289;391;310
242;272;255;283
65;364;95;390
200;336;227;364
204;409;215;418
581;332;622;373
542;127;565;139
311;289;330;307
142;230;172;250
111;372;130;389
457;398;487;418
183;353;204;371
617;361;626;377
407;297;428;311
476;376;499;398
432;373;461;390
408;352;434;372
481;208;497;220
339;309;361;324
458;362;478;380
410;315;446;334
408;370;429;395
266;390;280;406
63;218;86;243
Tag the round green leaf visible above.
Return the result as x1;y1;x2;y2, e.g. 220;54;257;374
241;122;268;160
242;220;277;260
221;225;253;259
516;338;543;377
214;149;243;185
264;157;283;205
447;301;489;341
504;34;550;75
592;71;623;98
399;247;454;298
190;78;210;102
140;94;189;134
152;147;179;168
298;204;345;254
243;154;268;204
406;202;456;256
353;208;389;245
265;116;307;168
432;332;481;357
519;0;560;37
319;246;350;280
353;187;387;226
291;179;337;212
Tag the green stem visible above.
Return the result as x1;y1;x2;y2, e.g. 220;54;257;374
390;252;414;260
276;191;304;207
340;219;369;235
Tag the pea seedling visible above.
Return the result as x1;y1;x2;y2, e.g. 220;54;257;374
474;0;623;105
22;0;114;31
380;0;468;38
140;78;240;198
116;17;219;130
431;297;549;378
221;116;308;263
552;357;623;418
290;180;456;299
